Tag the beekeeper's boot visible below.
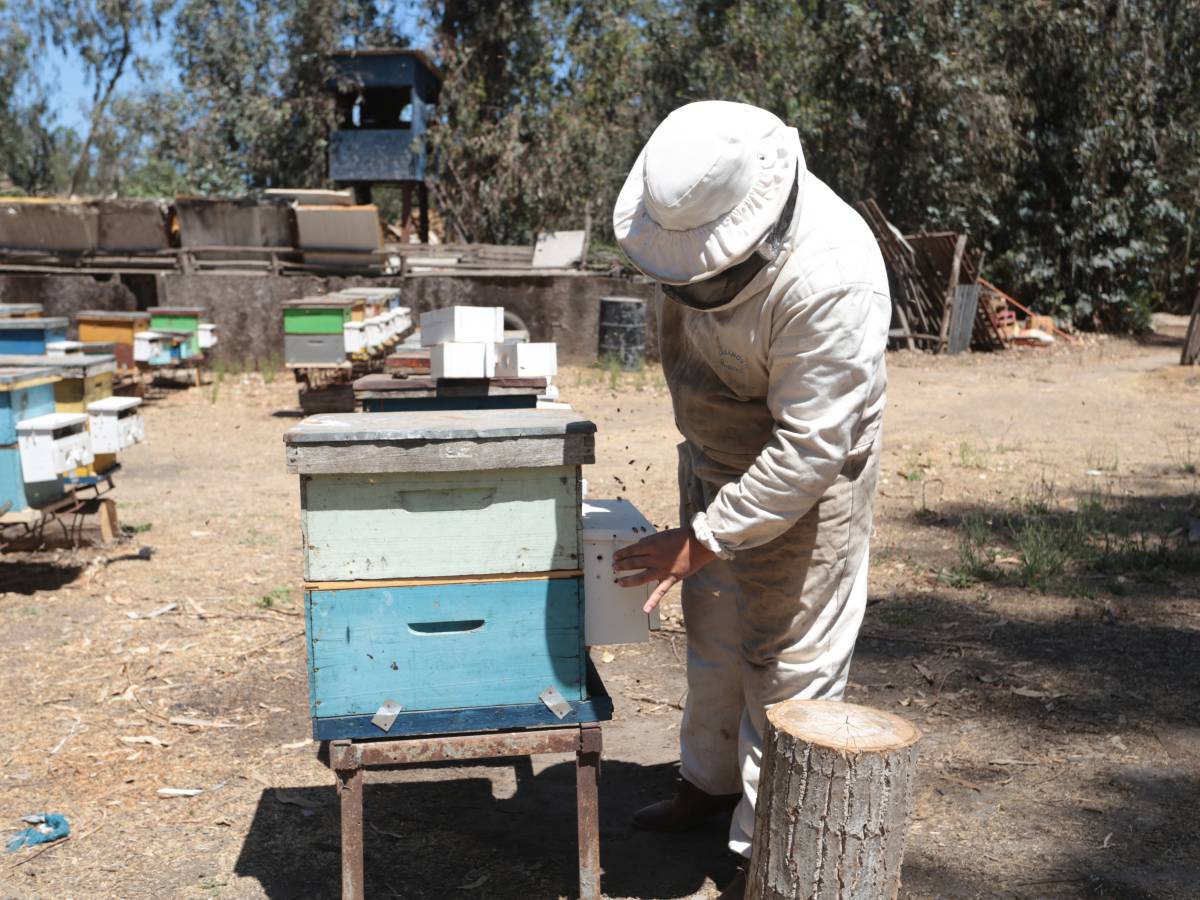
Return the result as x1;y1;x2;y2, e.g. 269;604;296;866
631;778;740;832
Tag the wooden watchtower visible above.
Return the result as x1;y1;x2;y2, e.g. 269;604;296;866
328;48;442;243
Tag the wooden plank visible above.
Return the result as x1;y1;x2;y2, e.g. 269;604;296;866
305;569;583;591
287;434;594;474
1181;284;1200;365
285;408;595;444
300;466;581;580
306;577;585;717
329;726;584;768
946;284;980;354
360;396;539;413
313;693;613;740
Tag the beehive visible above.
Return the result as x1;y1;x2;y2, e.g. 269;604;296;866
283;297;360;366
285;408;601;739
76;310;150;371
16;412;93;483
0;367;58;446
147;307;203;357
0;318;68;355
0;353;116;413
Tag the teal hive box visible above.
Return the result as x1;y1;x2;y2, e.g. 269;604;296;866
285;408;607;739
0;367;58;445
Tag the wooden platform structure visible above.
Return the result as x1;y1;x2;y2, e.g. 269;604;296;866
353;373;545;412
328;723;602;900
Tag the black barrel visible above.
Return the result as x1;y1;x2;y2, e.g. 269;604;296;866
598;296;646;371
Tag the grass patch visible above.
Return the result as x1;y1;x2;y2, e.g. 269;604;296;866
122;521;153;535
936;486;1198;592
258;586;291;609
957;440;990;470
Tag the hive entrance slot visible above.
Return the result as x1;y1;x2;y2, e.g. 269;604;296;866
408;619;485;635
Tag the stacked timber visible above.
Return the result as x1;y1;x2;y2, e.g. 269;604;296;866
283;408;612;739
856;200;1008;354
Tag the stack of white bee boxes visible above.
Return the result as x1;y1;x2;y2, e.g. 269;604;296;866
421;306;559;386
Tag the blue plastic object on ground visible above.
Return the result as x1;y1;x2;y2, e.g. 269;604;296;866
5;813;69;852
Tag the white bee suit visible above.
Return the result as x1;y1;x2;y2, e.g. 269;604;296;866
657;169;890;856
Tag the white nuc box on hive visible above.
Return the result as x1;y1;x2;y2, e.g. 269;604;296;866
343;321;366;356
431;342;498;380
133;330;171;363
198;324;218;350
580;498;661;645
364;316;386;351
495;341;557;379
420;306;505;346
16;412;94;482
86;396;145;454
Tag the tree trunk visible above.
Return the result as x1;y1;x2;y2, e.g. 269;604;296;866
746;700;921;900
1181;283;1200;366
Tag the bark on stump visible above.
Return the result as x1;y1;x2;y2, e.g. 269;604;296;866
746;700;922;900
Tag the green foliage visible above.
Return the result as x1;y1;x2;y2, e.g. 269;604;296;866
1;0;1197;326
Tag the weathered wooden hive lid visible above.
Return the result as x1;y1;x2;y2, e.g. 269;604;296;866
0;303;43;314
0;366;59;389
76;309;149;321
87;395;143;413
282;296;359;308
16;411;88;433
148;306;203;315
0;316;68;330
285;408;596;474
0;353;117;377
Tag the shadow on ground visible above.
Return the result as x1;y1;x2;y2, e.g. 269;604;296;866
235;758;740;900
0;560;83;594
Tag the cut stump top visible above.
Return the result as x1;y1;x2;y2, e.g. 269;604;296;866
767;700;921;753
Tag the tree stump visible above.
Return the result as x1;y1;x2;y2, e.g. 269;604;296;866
746;700;922;900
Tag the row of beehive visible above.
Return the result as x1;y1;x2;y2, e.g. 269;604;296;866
0;302;158;513
283;286;409;367
0;366;143;511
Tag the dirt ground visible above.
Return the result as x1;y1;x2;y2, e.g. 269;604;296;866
0;335;1197;900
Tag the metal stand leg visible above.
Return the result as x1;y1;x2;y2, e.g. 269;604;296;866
576;724;602;900
335;755;365;900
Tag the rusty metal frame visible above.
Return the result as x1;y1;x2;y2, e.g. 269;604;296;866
327;722;603;900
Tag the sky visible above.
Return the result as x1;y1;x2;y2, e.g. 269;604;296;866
40;4;427;135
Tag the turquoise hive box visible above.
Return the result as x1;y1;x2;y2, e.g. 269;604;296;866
0;318;68;356
284;408;610;740
0;366;63;511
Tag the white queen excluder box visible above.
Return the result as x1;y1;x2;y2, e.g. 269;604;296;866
431;342;497;380
495;341;557;379
420;306;504;346
580;498;661;645
16;412;94;482
86;396;145;454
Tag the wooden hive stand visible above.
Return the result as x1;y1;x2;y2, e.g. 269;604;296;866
327;722;603;900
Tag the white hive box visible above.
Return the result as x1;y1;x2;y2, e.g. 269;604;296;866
581;498;661;645
365;316;389;351
495;341;558;379
87;396;144;454
430;342;497;380
343;321;366;355
420;306;504;346
198;324;218;349
133;330;171;363
16;412;93;482
46;340;85;355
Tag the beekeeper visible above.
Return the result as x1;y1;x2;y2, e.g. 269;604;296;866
610;101;891;869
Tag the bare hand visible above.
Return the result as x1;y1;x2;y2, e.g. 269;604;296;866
612;527;718;613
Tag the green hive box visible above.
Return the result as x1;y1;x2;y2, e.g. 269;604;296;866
283;298;355;335
148;307;202;356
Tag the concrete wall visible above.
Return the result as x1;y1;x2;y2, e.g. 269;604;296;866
0;270;661;367
0;274;139;320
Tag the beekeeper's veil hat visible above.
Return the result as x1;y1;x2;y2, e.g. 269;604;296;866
612;100;803;285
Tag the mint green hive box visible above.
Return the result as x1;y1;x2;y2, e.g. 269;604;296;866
284;408;610;740
147;306;203;357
